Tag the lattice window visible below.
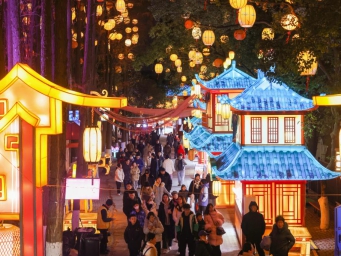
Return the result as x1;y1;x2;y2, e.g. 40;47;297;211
0;175;6;200
215;94;229;127
267;117;278;143
275;183;303;225
284;117;295;143
251;117;262;143
245;183;272;225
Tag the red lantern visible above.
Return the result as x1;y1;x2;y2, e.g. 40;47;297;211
184;20;194;29
213;58;224;68
234;29;246;40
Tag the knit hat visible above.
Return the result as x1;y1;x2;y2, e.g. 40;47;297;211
106;199;113;206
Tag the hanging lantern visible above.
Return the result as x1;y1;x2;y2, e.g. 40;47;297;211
185;20;194;29
200;65;207;73
223;58;231;69
234;29;246;40
115;0;126;12
202;30;215;46
220;35;229;43
175;59;182;67
281;14;299;31
96;5;103;16
132;19;138;24
188;50;196;61
127;2;134;8
195;84;201;96
104;22;114;31
194;51;203;65
72;41;78;49
108;32;117;40
216;102;222;115
212;180;221;197
83;126;102;163
177;66;182;73
228;51;235;60
116;33;123;40
132;26;138;32
222;104;231;119
115;66;122;73
181;76;187;82
125;39;132;47
298;51;318;76
127;53;134;60
202;48;210;56
183;90;188;96
262;28;274;40
238;5;256;28
170;54;178;61
189;61;196;68
172;96;178;106
125;27;132;33
229;0;247;9
213;58;223;67
192;27;202;40
155;63;163;74
118;53;124;60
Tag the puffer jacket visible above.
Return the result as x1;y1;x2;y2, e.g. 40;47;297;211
269;222;295;256
143;217;164;242
204;210;225;246
153;182;171;208
124;221;144;251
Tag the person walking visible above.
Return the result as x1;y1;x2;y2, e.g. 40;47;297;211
176;203;196;256
163;143;172;158
162;155;176;177
198;179;209;215
269;215;295;256
97;199;114;254
115;163;125;195
174;154;187;186
189;174;202;212
204;203;225;256
153;177;171;209
241;201;266;256
124;214;144;256
158;167;172;192
143;212;164;256
122;158;132;188
130;162;140;190
195;230;213;256
158;193;175;254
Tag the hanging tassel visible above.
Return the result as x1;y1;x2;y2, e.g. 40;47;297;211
204;0;207;10
235;9;239;24
285;31;291;44
305;76;310;92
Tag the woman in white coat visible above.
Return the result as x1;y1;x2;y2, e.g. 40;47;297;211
114;163;124;195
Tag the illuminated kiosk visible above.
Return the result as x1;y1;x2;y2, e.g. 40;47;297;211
183;60;257;207
0;63;127;256
210;71;341;247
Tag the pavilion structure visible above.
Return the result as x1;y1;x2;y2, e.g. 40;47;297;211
0;64;127;256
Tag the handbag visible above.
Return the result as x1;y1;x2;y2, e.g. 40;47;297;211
216;226;226;236
260;235;271;251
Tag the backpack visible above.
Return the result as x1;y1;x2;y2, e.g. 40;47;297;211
177;159;184;171
260;235;271;251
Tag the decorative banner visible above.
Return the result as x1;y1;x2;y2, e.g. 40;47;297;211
65;178;100;200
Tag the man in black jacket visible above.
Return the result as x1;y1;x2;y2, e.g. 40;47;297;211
124;214;144;256
123;192;141;221
241;201;266;256
158;167;172;192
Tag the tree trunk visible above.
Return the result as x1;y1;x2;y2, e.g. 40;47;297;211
45;0;68;255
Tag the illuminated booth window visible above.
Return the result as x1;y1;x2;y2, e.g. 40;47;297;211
284;117;295;143
251;117;262;143
267;117;278;143
0;175;6;200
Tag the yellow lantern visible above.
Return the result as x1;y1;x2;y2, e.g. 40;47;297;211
104;22;114;31
188;50;196;61
192;27;202;40
189;61;196;68
262;28;274;40
175;59;182;67
177;66;182;73
202;30;215;46
118;53;124;60
222;104;231;119
203;48;210;56
183;90;188;96
132;26;138;32
132;19;138;24
281;14;299;31
172;96;178;106
128;53;134;60
125;39;132;47
116;33;123;40
229;0;247;9
216;102;222;115
228;51;235;60
181;75;187;82
195;51;203;65
238;5;256;28
125;27;132;33
298;51;318;76
155;63;163;74
115;0;126;12
223;58;231;69
212;180;222;197
96;5;103;16
170;54;178;61
83;126;102;163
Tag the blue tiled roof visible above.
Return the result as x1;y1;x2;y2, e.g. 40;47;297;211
229;77;315;112
166;85;191;97
212;145;341;181
184;125;233;152
196;61;257;90
193;99;207;110
190;117;202;126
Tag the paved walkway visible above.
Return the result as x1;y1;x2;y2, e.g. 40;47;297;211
88;137;335;256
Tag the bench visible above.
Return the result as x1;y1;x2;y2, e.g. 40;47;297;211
307;201;321;216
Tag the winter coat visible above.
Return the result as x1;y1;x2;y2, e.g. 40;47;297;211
198;183;209;207
142;242;157;256
177;145;185;156
172;204;184;225
123;196;141;217
158;201;175;240
154;143;162;155
130;166;140;182
189;179;202;200
140;174;155;191
130;208;146;228
163;145;172;157
174;158;187;171
122;162;132;182
142;200;158;217
195;240;213;256
177;211;197;235
134;157;144;171
162;159;176;175
158;172;172;192
204;210;225;246
153;182;171;208
269;222;295;256
241;203;265;243
124;221;144;251
115;167;124;182
150;158;158;177
143;217;164;242
141;186;154;202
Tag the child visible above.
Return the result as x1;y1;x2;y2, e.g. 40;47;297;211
115;163;125;195
178;184;189;203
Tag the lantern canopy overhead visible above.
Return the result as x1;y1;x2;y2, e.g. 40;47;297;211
238;5;256;28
